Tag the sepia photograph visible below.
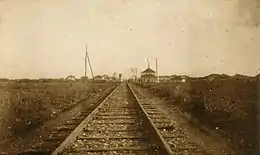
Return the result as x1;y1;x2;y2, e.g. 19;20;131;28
0;0;259;155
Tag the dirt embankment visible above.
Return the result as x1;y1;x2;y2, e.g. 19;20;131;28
136;75;257;154
0;81;116;145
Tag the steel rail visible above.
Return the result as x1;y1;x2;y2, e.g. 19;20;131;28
52;83;173;155
51;84;119;155
127;83;173;155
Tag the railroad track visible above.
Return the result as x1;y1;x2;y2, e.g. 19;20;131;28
50;83;172;155
44;82;211;155
19;85;118;154
129;84;211;155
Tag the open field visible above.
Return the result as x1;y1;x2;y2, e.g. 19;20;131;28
136;75;257;154
0;80;117;146
0;76;257;154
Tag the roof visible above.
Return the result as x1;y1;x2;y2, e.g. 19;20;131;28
102;74;109;77
141;68;155;73
94;75;102;78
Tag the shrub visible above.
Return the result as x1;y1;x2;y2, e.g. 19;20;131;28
183;95;206;120
7;91;52;136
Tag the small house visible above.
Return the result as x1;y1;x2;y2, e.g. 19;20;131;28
140;68;156;83
158;76;170;83
94;75;106;83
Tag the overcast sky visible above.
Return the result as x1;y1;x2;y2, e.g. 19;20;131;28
0;0;259;79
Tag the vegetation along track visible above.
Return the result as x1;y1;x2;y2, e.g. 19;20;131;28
129;84;213;155
16;84;118;155
48;82;212;155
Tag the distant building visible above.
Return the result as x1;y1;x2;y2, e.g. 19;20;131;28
158;76;170;83
66;75;76;81
140;68;156;83
94;75;102;79
180;75;189;82
94;75;105;82
80;76;88;82
102;74;109;81
170;75;189;83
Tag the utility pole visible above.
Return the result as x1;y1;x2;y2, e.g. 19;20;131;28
135;68;138;78
85;46;87;78
156;58;158;83
86;44;95;82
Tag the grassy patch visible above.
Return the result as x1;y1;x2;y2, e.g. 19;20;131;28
0;81;116;141
137;76;257;152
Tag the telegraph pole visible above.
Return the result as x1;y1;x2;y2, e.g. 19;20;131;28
85;45;87;78
156;58;158;82
86;44;95;82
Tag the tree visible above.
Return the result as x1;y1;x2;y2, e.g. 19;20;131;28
130;68;138;82
112;72;117;78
